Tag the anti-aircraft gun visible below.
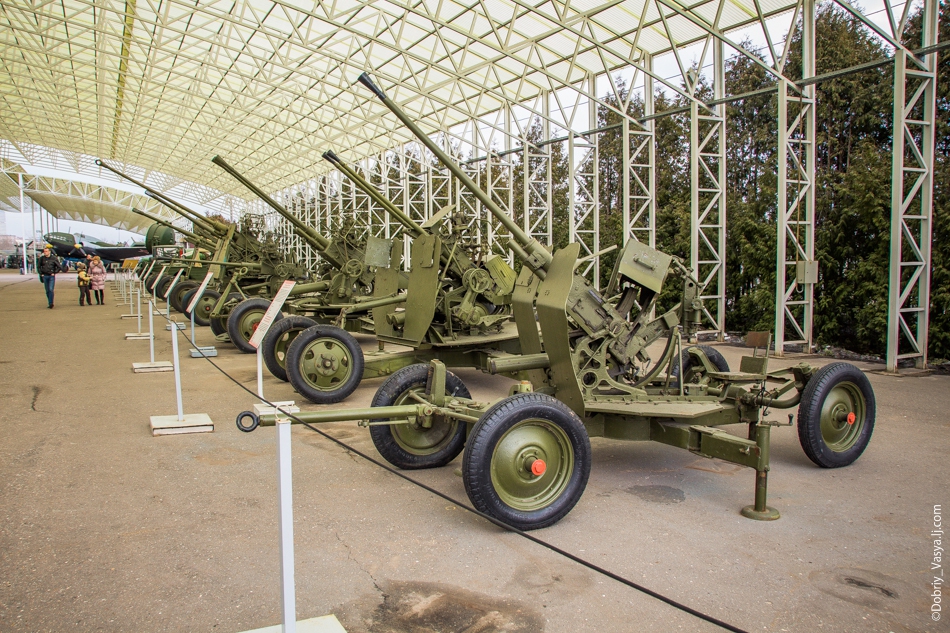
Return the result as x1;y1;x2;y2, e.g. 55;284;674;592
237;73;876;531
269;147;521;405
129;207;223;312
210;155;405;356
96;159;305;338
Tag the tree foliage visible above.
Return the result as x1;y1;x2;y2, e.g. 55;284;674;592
562;1;948;358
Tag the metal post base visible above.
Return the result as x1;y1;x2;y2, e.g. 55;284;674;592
190;346;218;358
741;504;781;521
133;361;174;373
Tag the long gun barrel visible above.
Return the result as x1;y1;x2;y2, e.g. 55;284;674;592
321;151;424;238
130;208;214;249
210;156;337;261
323;150;476;279
95;159;225;235
357;73;686;369
143;192;220;236
356;73;553;278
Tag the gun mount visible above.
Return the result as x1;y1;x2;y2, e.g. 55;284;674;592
232;74;877;533
258;141;523;405
131;208;216;251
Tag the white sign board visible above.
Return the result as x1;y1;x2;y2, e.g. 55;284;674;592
248;280;296;349
186;271;215;314
149;265;168;291
140;260;157;282
164;269;184;299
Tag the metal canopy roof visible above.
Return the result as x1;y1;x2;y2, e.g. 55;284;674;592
1;0;802;199
0;169;184;232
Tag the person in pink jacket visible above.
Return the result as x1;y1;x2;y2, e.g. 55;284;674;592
88;256;108;305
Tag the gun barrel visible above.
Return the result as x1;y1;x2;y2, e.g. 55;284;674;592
211;155;331;252
143;192;219;235
356;73;552;276
131;208;211;247
322;151;423;238
95;159;223;234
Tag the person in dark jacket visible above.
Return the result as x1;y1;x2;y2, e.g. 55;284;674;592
37;247;61;309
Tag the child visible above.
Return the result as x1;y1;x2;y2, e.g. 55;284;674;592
88;255;107;305
77;263;92;306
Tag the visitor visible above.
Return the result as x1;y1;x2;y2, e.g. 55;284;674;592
77;263;92;306
37;247;60;309
88;256;108;305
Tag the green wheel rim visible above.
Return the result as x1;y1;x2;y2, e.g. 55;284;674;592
389;387;458;456
491;419;573;511
819;381;866;452
195;295;217;317
237;309;265;342
274;329;306;369
299;337;354;391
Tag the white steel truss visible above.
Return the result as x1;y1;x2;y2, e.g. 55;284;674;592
0;0;938;367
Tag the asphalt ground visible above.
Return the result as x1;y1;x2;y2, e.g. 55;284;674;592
0;268;946;633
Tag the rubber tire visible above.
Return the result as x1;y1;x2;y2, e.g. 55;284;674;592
170;279;199;313
183;288;220;327
285;325;364;404
462;392;591;531
145;271;162;293
154;275;173;301
152;275;172;302
670;345;730;388
227;298;280;354
797;362;875;468
211;292;243;337
181;288;197;319
369;364;471;469
262;316;318;381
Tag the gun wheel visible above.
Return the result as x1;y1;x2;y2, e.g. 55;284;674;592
227;298;280;353
169;279;198;313
463;393;591;531
183;288;220;327
262;316;317;381
369;364;470;469
154;274;174;301
798;362;875;468
286;325;364;404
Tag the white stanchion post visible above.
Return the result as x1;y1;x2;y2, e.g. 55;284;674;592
257;347;265;400
187;272;217;358
149;300;155;363
163;269;184;329
148;312;213;436
249;281;299;416
276;417;296;633
126;284;149;340
171;321;184;422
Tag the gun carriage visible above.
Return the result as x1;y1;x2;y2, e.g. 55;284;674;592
236;74;876;531
97;159;305;343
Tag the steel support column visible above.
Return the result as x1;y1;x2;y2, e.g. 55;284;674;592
690;40;727;339
622;53;656;249
773;4;817;356
886;0;938;371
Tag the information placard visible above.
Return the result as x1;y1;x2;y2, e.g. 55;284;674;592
248;280;297;349
149;265;168;291
164;269;184;299
186;271;215;315
140;260;157;282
